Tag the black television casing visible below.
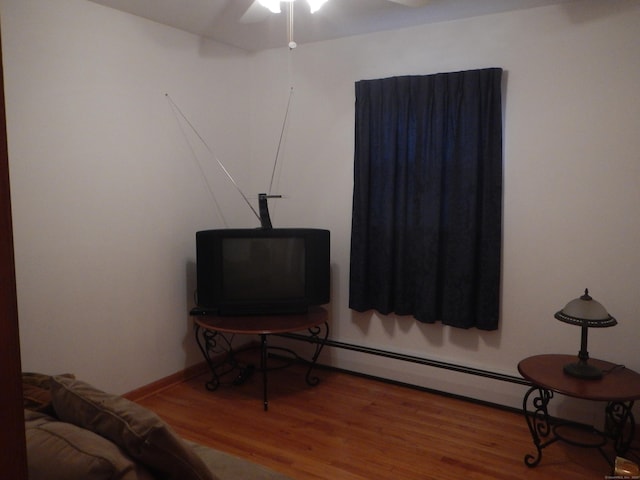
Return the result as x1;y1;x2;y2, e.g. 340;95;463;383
195;228;330;315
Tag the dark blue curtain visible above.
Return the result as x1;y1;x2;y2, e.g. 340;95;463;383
349;68;503;330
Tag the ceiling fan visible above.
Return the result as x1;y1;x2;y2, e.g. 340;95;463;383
240;0;431;24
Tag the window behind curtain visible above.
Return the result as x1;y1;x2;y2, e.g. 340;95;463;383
349;68;503;330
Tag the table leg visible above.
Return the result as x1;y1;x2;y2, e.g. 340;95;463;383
605;400;635;456
195;324;253;391
195;324;222;391
261;333;268;411
303;321;330;387
522;386;558;467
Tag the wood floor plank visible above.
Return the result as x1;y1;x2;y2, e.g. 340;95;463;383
135;359;637;480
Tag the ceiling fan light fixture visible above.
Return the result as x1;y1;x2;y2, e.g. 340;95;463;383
258;0;282;14
307;0;329;14
258;0;329;15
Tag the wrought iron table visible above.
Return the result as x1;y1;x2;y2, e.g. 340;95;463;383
518;354;640;468
193;307;329;411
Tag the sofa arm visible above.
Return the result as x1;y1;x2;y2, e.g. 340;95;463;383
189;442;294;480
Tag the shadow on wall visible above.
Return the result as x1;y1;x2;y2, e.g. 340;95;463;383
182;260;202;367
560;0;639;25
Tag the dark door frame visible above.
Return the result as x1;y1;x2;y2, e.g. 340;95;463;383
0;26;29;479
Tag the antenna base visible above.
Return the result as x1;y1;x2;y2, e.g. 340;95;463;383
258;193;282;229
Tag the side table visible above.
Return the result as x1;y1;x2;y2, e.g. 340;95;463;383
518;354;640;468
193;307;329;411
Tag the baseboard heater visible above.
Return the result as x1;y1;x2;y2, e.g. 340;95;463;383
276;332;530;387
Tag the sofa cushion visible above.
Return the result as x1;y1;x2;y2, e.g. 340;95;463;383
23;381;54;413
25;410;153;480
22;372;74;415
50;376;218;480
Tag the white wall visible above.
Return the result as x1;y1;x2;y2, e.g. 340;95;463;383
3;0;639;423
1;0;253;393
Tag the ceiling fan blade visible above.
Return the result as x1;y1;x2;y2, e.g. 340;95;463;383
239;0;272;24
386;0;431;6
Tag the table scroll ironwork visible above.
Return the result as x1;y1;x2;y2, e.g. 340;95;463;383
193;308;329;410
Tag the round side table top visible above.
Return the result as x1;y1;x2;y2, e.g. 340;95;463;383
518;354;640;402
193;306;328;335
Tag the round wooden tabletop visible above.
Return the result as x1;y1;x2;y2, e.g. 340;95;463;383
518;354;640;402
193;306;328;335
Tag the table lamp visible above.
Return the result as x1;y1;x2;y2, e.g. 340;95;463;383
555;288;617;379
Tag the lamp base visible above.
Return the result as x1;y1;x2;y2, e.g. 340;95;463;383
563;361;602;380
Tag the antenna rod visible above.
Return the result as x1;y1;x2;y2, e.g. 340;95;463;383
165;93;260;222
269;87;294;195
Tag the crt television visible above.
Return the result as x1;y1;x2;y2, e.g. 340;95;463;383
194;228;330;315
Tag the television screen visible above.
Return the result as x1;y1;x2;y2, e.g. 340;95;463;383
222;237;305;300
194;228;330;315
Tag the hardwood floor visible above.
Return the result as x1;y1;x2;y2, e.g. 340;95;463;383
133;357;637;480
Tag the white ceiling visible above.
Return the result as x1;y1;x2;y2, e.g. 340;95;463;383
87;0;578;51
